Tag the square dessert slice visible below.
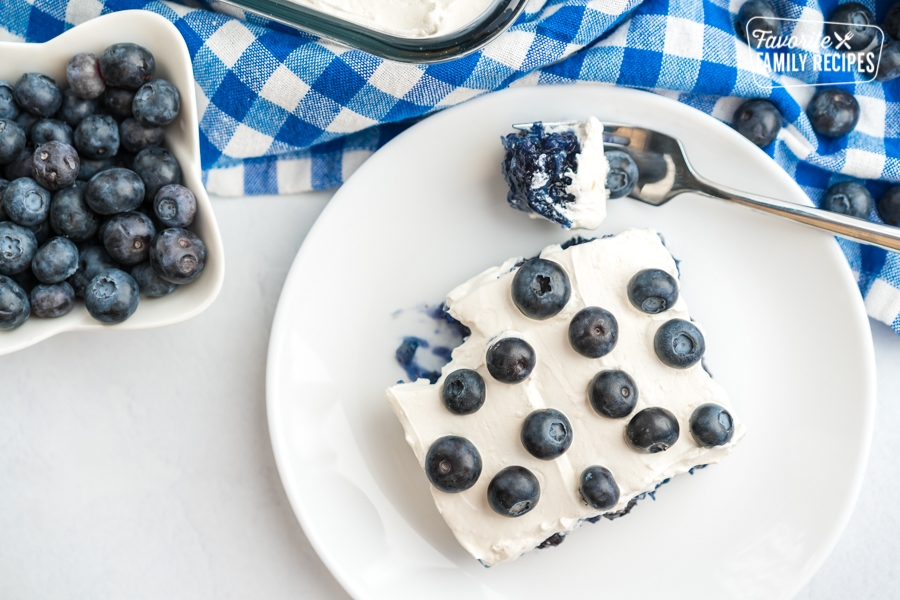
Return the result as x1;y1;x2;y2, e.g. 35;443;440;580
386;229;745;566
501;117;610;230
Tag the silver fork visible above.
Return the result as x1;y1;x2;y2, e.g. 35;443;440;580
513;121;900;252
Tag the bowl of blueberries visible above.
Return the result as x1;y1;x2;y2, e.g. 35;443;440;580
0;10;224;354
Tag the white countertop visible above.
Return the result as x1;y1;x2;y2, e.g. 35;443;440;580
1;191;897;599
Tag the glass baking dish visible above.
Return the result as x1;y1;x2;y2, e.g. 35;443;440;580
204;0;530;63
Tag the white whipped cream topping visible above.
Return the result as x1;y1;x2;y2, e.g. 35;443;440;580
556;117;609;230
386;229;745;566
291;0;494;38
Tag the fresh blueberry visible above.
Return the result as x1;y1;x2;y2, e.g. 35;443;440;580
132;147;182;202
15;112;39;138
104;87;135;120
153;184;196;228
84;267;140;323
31;119;74;146
424;435;482;493
568;307;618;358
588;369;638;419
604;150;639;199
511;258;570;319
58;89;97;128
32;236;79;284
806;89;859;138
821;181;872;219
77;156;116;182
31;141;80;191
625;407;680;453
487;466;540;517
68;244;119;297
654;319;706;369
132;80;180;127
2;177;50;226
877;40;900;82
74;114;120;159
627;268;679;314
0;178;7;215
120;118;164;153
100;44;155;91
0;274;29;329
878;187;900;226
737;0;781;47
580;466;620;511
4;145;33;181
485;337;535;384
0;222;37;274
887;2;900;39
30;281;75;318
13;74;62;118
49;182;99;242
102;211;156;265
689;404;735;447
0;119;26;164
131;261;176;297
732;99;782;147
67;53;106;99
825;3;876;52
85;168;145;214
27;219;52;245
441;368;486;415
501;123;581;228
521;408;573;460
0;81;19;120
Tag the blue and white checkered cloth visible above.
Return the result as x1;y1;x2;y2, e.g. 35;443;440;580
4;0;900;333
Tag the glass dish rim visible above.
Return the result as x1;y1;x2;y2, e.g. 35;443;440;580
209;0;531;63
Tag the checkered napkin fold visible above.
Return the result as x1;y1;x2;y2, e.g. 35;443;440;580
4;0;900;332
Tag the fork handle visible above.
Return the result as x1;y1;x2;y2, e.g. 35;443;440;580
693;177;900;253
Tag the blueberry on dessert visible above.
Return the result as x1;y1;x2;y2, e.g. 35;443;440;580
501;117;609;230
487;466;540;517
625;407;680;453
654;319;706;369
521;408;573;460
589;369;638;419
806;89;859;139
580;466;620;511
825;3;876;53
441;368;486;415
628;268;678;314
604;150;638;199
425;435;482;493
689;404;735;447
822;181;872;219
486;337;535;384
511;258;570;319
568;307;618;358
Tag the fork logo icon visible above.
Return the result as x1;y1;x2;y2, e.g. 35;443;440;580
833;31;854;50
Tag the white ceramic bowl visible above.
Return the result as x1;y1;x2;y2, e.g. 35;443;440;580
0;10;224;354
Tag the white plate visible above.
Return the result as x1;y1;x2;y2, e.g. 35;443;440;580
0;11;224;354
266;85;876;600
